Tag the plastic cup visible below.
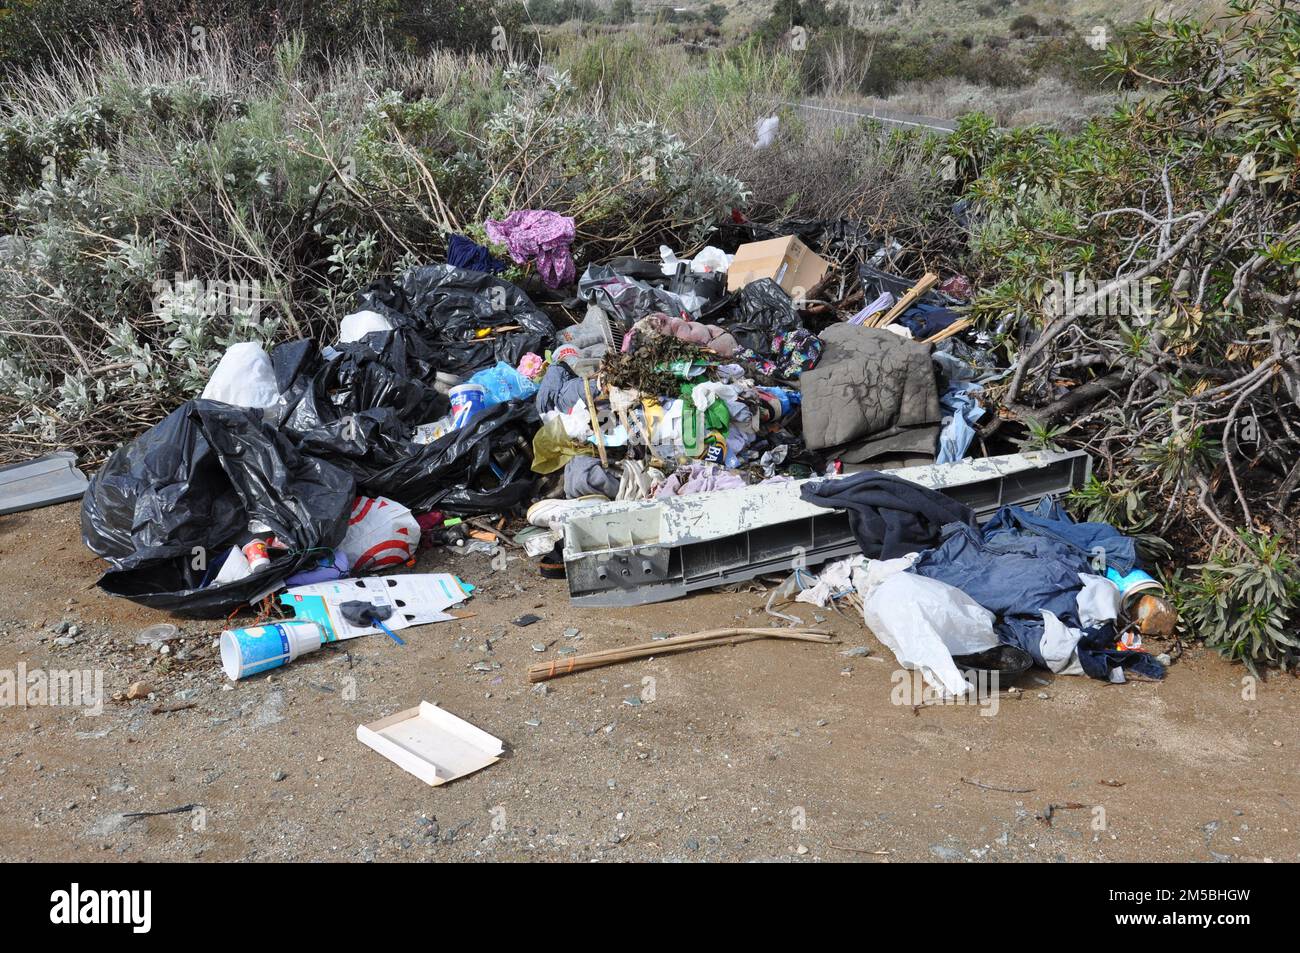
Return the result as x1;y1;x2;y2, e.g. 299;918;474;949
220;621;323;681
448;383;486;428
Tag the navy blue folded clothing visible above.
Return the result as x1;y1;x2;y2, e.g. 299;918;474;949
799;470;976;559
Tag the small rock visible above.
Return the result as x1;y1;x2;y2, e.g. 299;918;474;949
125;681;151;701
270;770;287;782
563;627;580;638
685;838;700;851
52;636;76;648
930;844;963;861
513;614;541;627
530;643;546;653
795;844;809;855
839;646;871;657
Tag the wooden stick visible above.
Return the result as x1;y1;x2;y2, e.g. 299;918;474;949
923;317;974;344
527;633;827;682
582;376;608;468
871;272;939;328
559;626;829;656
527;628;834;683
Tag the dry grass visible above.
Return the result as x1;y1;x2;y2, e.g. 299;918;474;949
833;76;1121;129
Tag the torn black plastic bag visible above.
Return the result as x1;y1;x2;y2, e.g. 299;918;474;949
81;400;355;617
859;263;963;308
578;262;729;327
719;278;802;355
351;400;539;514
357;264;554;376
276;332;447;439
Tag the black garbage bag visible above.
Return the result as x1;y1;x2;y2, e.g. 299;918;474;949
858;262;966;307
578;261;730;327
357;264;554;376
277;332;447;439
81;400;355;617
719;278;801;355
354;399;539;514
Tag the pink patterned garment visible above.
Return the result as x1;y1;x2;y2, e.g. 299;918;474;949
484;210;576;289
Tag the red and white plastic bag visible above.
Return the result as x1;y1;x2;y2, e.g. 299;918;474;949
340;496;421;573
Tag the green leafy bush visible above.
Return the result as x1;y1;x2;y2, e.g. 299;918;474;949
1175;531;1299;674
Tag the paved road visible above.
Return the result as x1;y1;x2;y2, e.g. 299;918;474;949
785;98;958;134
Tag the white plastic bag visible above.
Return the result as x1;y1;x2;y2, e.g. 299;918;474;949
753;115;779;149
860;571;999;697
201;342;280;409
659;245;734;276
340;496;421;573
338;309;394;344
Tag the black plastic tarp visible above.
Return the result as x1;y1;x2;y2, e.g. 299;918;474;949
82;400;356;617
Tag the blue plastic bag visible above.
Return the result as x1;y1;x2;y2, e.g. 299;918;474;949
469;360;539;407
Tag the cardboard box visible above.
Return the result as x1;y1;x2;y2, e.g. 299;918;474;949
726;236;830;297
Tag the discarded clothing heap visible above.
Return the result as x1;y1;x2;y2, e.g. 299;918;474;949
798;474;1165;686
911;497;1161;681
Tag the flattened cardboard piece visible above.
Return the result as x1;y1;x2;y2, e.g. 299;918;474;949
357;701;503;786
280;573;472;641
726;235;830;296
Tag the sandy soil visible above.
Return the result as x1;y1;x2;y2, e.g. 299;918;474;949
0;501;1296;862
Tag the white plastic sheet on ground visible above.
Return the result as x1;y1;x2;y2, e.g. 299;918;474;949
200;342;280;409
857;564;998;697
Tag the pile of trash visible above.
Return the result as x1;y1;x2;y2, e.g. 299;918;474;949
80;212;1176;712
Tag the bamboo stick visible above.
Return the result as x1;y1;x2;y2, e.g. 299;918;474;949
582;375;608;468
526;627;834;683
923;317;974;344
871;272;939;328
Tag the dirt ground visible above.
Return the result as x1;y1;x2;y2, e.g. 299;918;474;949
0;501;1296;863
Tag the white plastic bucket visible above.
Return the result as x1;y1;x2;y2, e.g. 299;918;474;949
220;621;323;681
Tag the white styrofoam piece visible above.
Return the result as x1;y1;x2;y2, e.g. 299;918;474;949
356;702;503;787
